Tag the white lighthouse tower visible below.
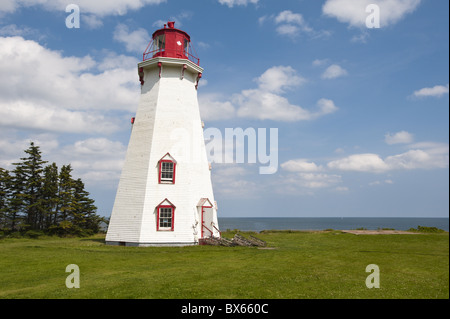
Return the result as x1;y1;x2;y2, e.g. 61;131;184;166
106;21;220;246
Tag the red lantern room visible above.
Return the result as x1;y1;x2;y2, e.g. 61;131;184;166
143;21;199;65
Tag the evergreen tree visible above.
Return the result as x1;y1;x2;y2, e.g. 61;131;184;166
13;142;47;230
0;168;11;230
72;178;99;235
41;163;60;230
1;142;102;237
58;164;74;224
8;164;27;231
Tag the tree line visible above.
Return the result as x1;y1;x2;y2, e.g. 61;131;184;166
0;142;104;237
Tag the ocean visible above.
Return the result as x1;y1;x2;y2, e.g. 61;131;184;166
218;217;449;232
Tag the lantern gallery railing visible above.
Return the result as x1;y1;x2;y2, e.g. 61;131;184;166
143;46;200;65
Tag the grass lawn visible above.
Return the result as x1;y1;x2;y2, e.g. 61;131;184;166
0;231;448;299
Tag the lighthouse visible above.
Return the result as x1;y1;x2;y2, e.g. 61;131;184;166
106;21;220;246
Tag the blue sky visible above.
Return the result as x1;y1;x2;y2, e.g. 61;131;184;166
0;0;448;218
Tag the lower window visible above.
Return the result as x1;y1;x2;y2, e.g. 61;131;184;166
157;206;174;231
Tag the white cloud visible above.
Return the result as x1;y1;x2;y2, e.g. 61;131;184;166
263;10;316;38
0;133;126;185
385;131;414;145
0;133;59;170
275;10;306;25
413;84;449;98
321;64;348;79
152;11;193;29
0;101;119;134
235;91;338;122
0;24;43;39
198;93;236;121
322;0;422;28
312;59;329;67
0;0;166;16
328;153;389;172
218;0;259;8
82;14;104;29
256;66;306;94
276;24;301;37
211;165;258;197
282;172;343;191
63;138;127;183
369;179;394;186
113;23;151;53
328;143;449;172
281;159;322;172
0;36;139;134
200;66;337;122
316;98;339;115
385;149;439;170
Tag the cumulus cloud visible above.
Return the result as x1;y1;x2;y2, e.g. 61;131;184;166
0;36;139;134
256;66;306;93
198;93;236;121
385;131;414;145
260;10;329;39
328;153;389;172
279;158;343;192
218;0;259;8
273;10;313;37
321;64;348;79
236;66;337;121
328;143;449;172
281;159;322;172
281;172;343;191
412;84;449;98
0;0;166;16
211;165;258;197
61;138;127;184
113;24;151;53
322;0;422;28
0;101;119;134
200;66;337;122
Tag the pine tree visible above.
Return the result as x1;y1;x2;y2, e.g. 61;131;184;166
8;164;27;231
71;178;99;235
13;142;47;230
2;142;102;237
0;168;11;230
58;164;73;222
41;163;60;230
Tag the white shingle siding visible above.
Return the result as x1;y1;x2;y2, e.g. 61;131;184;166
106;58;219;246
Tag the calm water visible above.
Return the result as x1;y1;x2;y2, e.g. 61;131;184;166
218;217;449;232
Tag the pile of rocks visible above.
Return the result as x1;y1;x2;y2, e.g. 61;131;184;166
200;233;266;247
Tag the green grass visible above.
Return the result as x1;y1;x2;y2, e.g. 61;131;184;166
0;231;448;299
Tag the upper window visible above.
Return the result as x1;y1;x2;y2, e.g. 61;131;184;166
160;161;174;182
158;153;177;184
154;34;165;52
184;39;189;56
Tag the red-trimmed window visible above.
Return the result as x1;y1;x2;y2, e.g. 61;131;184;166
158;153;177;184
156;199;175;231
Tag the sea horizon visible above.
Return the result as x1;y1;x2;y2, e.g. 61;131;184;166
218;217;449;232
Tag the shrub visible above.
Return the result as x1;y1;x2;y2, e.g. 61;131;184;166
408;226;445;233
25;230;45;239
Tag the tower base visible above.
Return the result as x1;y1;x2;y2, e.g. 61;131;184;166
105;241;198;247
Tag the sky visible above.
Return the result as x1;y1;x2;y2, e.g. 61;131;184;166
0;0;448;218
